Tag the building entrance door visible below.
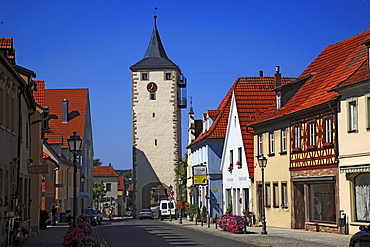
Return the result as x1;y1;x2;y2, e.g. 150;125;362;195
293;183;305;229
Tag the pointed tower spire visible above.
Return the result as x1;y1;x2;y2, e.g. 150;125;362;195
130;14;178;71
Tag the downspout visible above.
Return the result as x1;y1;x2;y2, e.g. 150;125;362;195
54;164;60;208
67;166;71;211
15;84;25;211
328;101;339;162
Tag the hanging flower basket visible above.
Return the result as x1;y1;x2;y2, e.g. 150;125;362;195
228;163;233;173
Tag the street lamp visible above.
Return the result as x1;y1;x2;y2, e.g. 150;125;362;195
257;154;267;234
67;131;83;228
178;178;183;224
168;185;173;221
80;174;86;215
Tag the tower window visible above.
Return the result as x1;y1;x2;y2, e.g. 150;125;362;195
155;139;157;146
165;72;171;80
150;93;156;100
142;72;148;80
153;113;155;117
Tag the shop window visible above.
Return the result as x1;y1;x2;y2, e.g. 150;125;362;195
355;173;370;221
310;183;336;222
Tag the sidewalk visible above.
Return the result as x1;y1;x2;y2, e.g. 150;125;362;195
23;223;68;247
163;219;352;247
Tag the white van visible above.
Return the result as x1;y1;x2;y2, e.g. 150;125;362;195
159;200;177;221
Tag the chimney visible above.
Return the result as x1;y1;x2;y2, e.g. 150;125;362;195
259;71;263;77
274;66;281;88
62;99;68;123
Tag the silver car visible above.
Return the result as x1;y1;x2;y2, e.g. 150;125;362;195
139;209;154;220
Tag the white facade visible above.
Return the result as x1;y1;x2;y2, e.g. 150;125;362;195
221;93;251;215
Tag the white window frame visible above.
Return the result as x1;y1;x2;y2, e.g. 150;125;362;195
324;117;333;143
294;125;301;149
281;128;287;153
258;135;263;156
276;92;281;110
348;99;358;132
269;132;275;154
366;95;370;129
308;121;316;146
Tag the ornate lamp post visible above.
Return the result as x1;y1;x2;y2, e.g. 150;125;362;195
80;174;86;215
178;178;183;224
257;154;268;234
67;131;83;228
168;185;173;221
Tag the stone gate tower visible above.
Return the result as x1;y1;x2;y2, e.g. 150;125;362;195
130;15;186;217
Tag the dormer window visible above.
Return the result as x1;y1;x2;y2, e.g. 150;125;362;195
363;40;370;68
276;92;281;110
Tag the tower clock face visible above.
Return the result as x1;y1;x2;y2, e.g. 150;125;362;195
147;82;157;93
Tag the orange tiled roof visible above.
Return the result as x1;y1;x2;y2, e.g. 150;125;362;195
235;77;296;178
188;76;296;178
251;29;370;125
33;80;45;107
43;89;88;148
93;166;119;177
118;176;124;190
0;37;15;60
42;152;50;159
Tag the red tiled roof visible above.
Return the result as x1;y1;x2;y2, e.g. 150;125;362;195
251;29;370;125
43;89;88;148
208;110;219;117
235;77;296;178
33;80;45;107
118;176;124;190
0;37;15;60
93;166;119;177
42;152;50;159
188;76;296;178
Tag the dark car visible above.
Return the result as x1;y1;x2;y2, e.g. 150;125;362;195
350;224;370;247
139;209;154;220
83;208;102;226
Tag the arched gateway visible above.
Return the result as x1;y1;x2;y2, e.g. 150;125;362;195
129;15;186;217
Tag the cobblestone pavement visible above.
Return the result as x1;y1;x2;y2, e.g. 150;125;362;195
163;219;352;247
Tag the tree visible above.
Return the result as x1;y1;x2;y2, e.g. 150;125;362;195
93;158;103;167
174;156;187;200
93;179;109;208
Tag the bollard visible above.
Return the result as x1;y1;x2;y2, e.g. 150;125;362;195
208;212;210;228
243;215;247;234
215;214;218;229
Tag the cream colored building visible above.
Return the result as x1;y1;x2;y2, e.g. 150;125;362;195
130;16;186;217
252;127;292;229
334;79;370;234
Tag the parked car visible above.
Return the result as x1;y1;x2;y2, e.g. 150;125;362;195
83;208;102;226
139;209;154;220
159;200;177;221
349;224;370;247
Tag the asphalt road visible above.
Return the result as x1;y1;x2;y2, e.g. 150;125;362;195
99;218;258;247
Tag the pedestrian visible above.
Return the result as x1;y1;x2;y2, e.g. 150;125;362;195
51;206;58;225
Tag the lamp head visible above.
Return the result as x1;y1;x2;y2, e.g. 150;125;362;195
257;155;267;168
67;131;83;152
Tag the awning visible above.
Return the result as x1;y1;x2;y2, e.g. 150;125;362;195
340;165;370;173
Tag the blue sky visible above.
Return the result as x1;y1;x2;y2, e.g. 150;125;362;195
2;0;369;169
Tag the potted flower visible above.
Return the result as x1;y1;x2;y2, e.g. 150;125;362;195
236;161;242;169
228;163;233;173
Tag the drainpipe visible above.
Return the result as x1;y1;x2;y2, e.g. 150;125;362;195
15;84;25;211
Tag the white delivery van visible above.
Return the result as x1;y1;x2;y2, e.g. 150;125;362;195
159;200;177;221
